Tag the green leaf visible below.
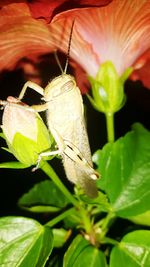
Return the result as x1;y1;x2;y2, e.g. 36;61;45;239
63;209;81;228
93;123;150;217
0;216;53;267
0;161;28;169
53;228;69;248
63;235;107;267
110;230;150;267
20;205;60;213
47;255;62;267
18;180;69;211
127;210;150;226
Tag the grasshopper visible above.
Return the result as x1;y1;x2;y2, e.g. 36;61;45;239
13;23;99;198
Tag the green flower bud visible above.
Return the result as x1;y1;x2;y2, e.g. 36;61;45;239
88;61;132;113
1;96;52;167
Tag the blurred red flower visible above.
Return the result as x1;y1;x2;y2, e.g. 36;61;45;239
0;0;150;92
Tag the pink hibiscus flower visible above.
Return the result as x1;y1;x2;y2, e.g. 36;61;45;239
48;0;150;91
0;0;150;93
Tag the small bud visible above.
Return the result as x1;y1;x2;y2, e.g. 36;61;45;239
88;61;132;113
1;96;52;167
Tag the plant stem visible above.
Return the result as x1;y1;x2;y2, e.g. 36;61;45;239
40;161;78;207
45;207;75;227
101;212;116;238
102;237;118;246
101;212;116;231
79;206;92;233
105;112;115;142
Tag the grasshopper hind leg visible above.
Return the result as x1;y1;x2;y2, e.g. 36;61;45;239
78;171;98;198
63;156;98;198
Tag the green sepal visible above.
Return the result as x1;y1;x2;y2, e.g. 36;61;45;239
78;191;112;212
86;93;101;112
88;76;106;112
88;61;131;113
11;132;40;166
0;132;5;139
5;116;53;167
0;161;28;169
120;67;133;84
1;146;13;154
36;115;53;152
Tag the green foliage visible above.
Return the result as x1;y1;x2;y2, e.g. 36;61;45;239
0;55;149;266
79;190;111;212
93;123;150;217
0;122;150;266
52;228;70;248
0;216;53;267
63;235;107;267
18;180;69;212
110;230;150;267
127;210;150;226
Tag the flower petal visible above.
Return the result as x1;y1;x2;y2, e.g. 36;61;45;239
2;97;37;143
0;3;55;71
51;0;150;78
48;17;100;77
70;60;90;94
28;0;112;22
131;49;150;89
0;0;24;6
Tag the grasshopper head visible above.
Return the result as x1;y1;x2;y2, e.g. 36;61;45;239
44;74;76;101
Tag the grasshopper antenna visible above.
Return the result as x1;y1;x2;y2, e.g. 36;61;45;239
54;50;64;74
54;20;75;75
64;19;75;74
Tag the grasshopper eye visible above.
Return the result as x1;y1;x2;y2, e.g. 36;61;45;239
52;80;74;98
60;80;74;93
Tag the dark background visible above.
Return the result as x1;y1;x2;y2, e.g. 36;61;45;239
0;56;150;218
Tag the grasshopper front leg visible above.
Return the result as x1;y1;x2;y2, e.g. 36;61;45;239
32;149;61;171
19;81;44;100
18;81;48;112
